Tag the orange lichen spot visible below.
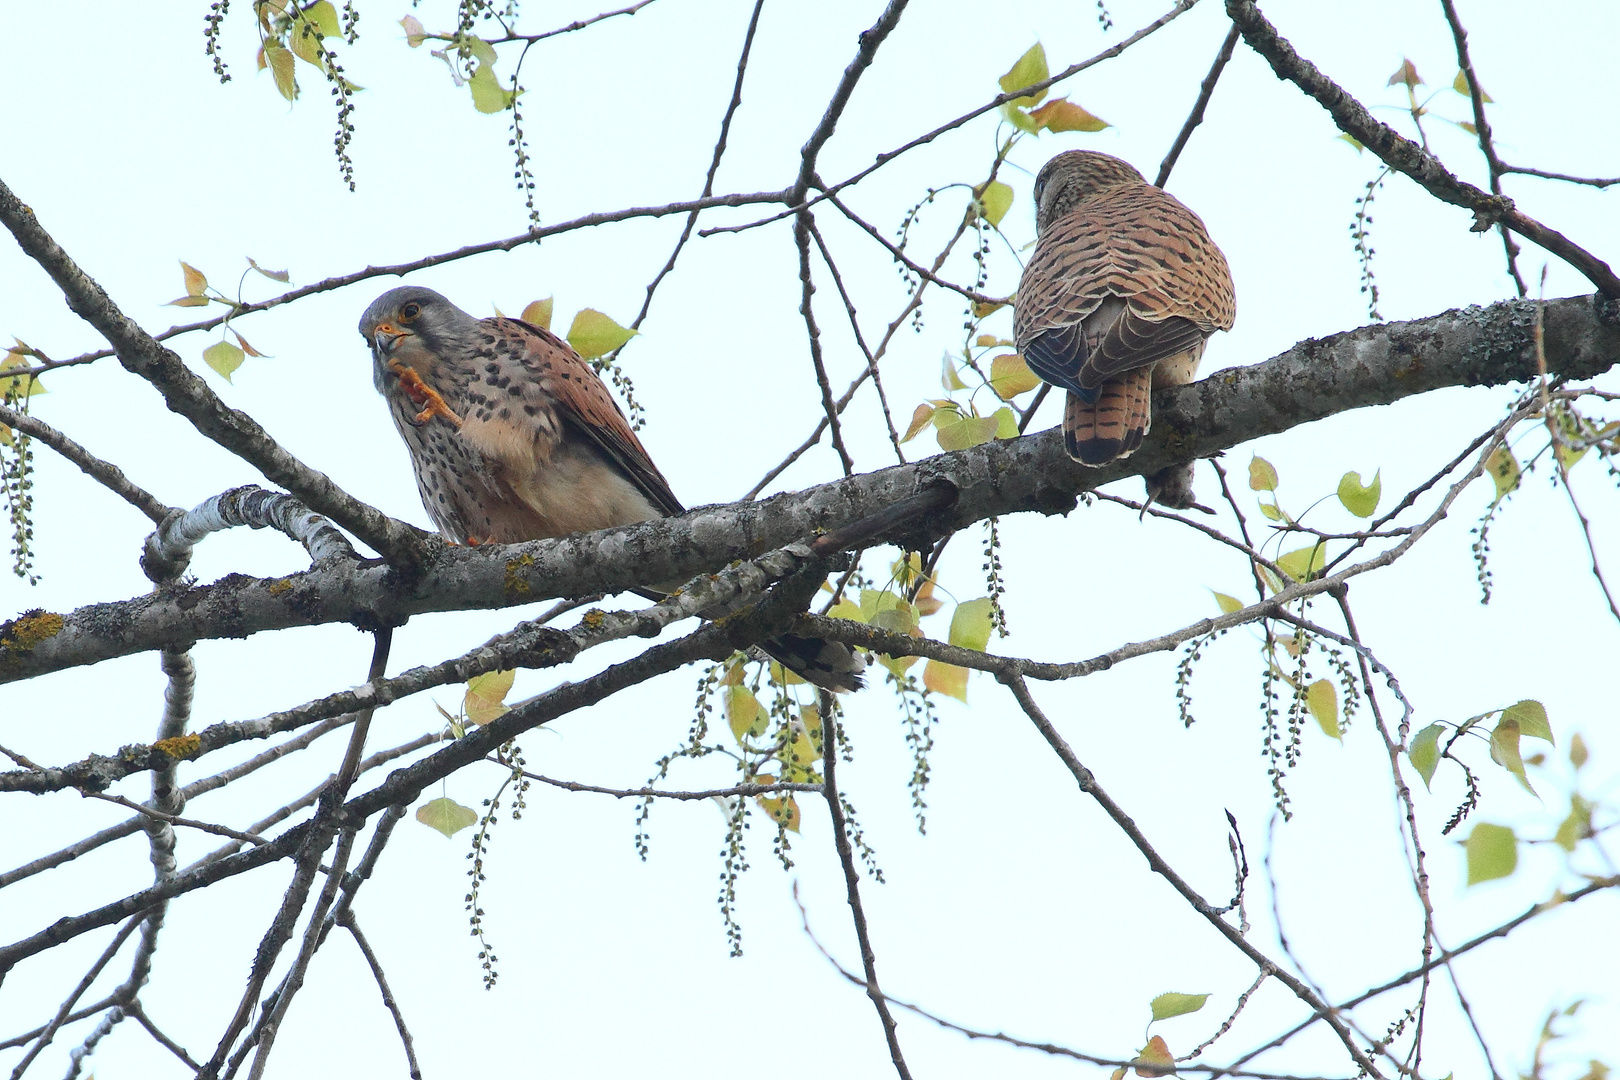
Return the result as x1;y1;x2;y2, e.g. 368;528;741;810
387;359;464;427
503;553;535;594
0;609;64;658
581;608;607;629
268;578;294;596
153;733;203;760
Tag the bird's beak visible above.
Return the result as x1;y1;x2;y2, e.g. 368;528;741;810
372;323;412;357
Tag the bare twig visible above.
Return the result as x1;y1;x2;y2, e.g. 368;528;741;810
0;405;171;523
795;211;857;476
337;913;421;1080
1498;165;1620;189
1155;25;1241;188
819;689;912;1080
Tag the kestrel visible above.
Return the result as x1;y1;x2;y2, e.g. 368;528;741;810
360;286;865;690
1014;150;1236;509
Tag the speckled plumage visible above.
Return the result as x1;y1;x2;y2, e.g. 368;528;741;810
359;286;863;690
1015;151;1235;507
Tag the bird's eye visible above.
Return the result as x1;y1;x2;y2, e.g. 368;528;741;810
401;303;421;322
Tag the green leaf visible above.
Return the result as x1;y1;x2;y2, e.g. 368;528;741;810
948;598;995;652
1211;591;1243;615
1452;69;1492;102
935;413;999;451
1257;502;1282;521
976;180;1014;228
1489;717;1535;794
1028;97;1109;133
1248;455;1278;492
757;794;802;832
469;61;516;113
1276;543;1326;583
992;406;1019;440
1485;446;1519;499
941;353;968;391
1464;822;1517;885
1336;133;1365;153
988;353;1041;399
289;18;328;68
306;1;342;37
902;402;935;443
180;261;208;296
726;685;767;741
998;43;1050;107
264;39;299;100
1337;469;1381;517
923;658;968;702
416;796;478;838
520;297;553;331
0;350;45;400
1149;992;1210;1022
1570;733;1588;769
463;35;498;67
1501;699;1552;744
566;308;637;358
202;340;246;382
464;669;515;726
1408;723;1444;790
1306;679;1340;740
1554;795;1592;852
1000;103;1040;134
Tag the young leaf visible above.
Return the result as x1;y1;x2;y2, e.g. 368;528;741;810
1485;446;1519;499
1569;733;1588;768
1211;591;1243;615
264;39;299;101
180;261;208;296
464;669;515;726
1337;469;1381;517
1387;58;1423;89
231;330;266;358
902;403;935;443
949;598;995;652
400;14;428;46
1306;679;1340;740
305;0;342;37
975;180;1014;228
469;62;516;113
768;659;807;687
1337;133;1365;152
757;794;802;833
935;413;999;452
923;658;968;702
1248;455;1278;492
971;298;1008;318
726;685;766;741
998;43;1050;107
1257;502;1282;521
992;406;1019;440
1028;97;1109;133
988;353;1041;399
1501;699;1552;744
0;351;45;400
289;19;328;68
1489;717;1535;794
1451;69;1492;101
246;256;290;283
567;308;637;359
416;796;478;838
941;353;968;391
202;340;246;382
1149;992;1209;1021
1464;822;1516;884
1133;1035;1176;1077
1276;543;1326;583
1408;723;1444;790
520;297;554;331
1554;795;1593;852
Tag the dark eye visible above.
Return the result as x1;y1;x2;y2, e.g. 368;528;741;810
401;303;421;321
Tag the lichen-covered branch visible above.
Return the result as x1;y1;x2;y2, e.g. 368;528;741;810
5;293;1615;684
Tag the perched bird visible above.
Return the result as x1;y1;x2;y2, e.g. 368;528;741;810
359;286;864;690
1014;150;1236;509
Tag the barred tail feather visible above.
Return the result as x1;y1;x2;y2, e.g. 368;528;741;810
1062;370;1152;465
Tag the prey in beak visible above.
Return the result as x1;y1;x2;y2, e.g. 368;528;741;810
371;324;463;429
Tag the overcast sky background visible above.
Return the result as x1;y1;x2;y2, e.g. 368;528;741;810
2;0;1618;1076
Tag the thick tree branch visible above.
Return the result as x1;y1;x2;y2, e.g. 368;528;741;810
6;294;1615;685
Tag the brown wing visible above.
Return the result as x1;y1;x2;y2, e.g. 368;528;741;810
499;317;683;517
1016;183;1235;394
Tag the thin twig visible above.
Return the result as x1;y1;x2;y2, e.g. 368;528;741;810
1155;25;1241;188
819;689;912;1079
0;405;172;523
795;211;856;476
337;913;421;1080
1498;164;1620;188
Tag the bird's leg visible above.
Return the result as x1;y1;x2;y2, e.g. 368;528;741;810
386;359;464;428
1143;461;1215;517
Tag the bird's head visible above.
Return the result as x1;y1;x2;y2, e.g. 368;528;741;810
359;286;481;394
1032;150;1146;234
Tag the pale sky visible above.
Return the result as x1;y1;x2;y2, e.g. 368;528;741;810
2;0;1617;1076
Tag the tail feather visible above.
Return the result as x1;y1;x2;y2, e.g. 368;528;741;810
1062;370;1152;465
758;634;866;692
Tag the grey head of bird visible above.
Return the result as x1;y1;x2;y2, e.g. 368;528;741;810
1032;150;1148;235
358;285;486;395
